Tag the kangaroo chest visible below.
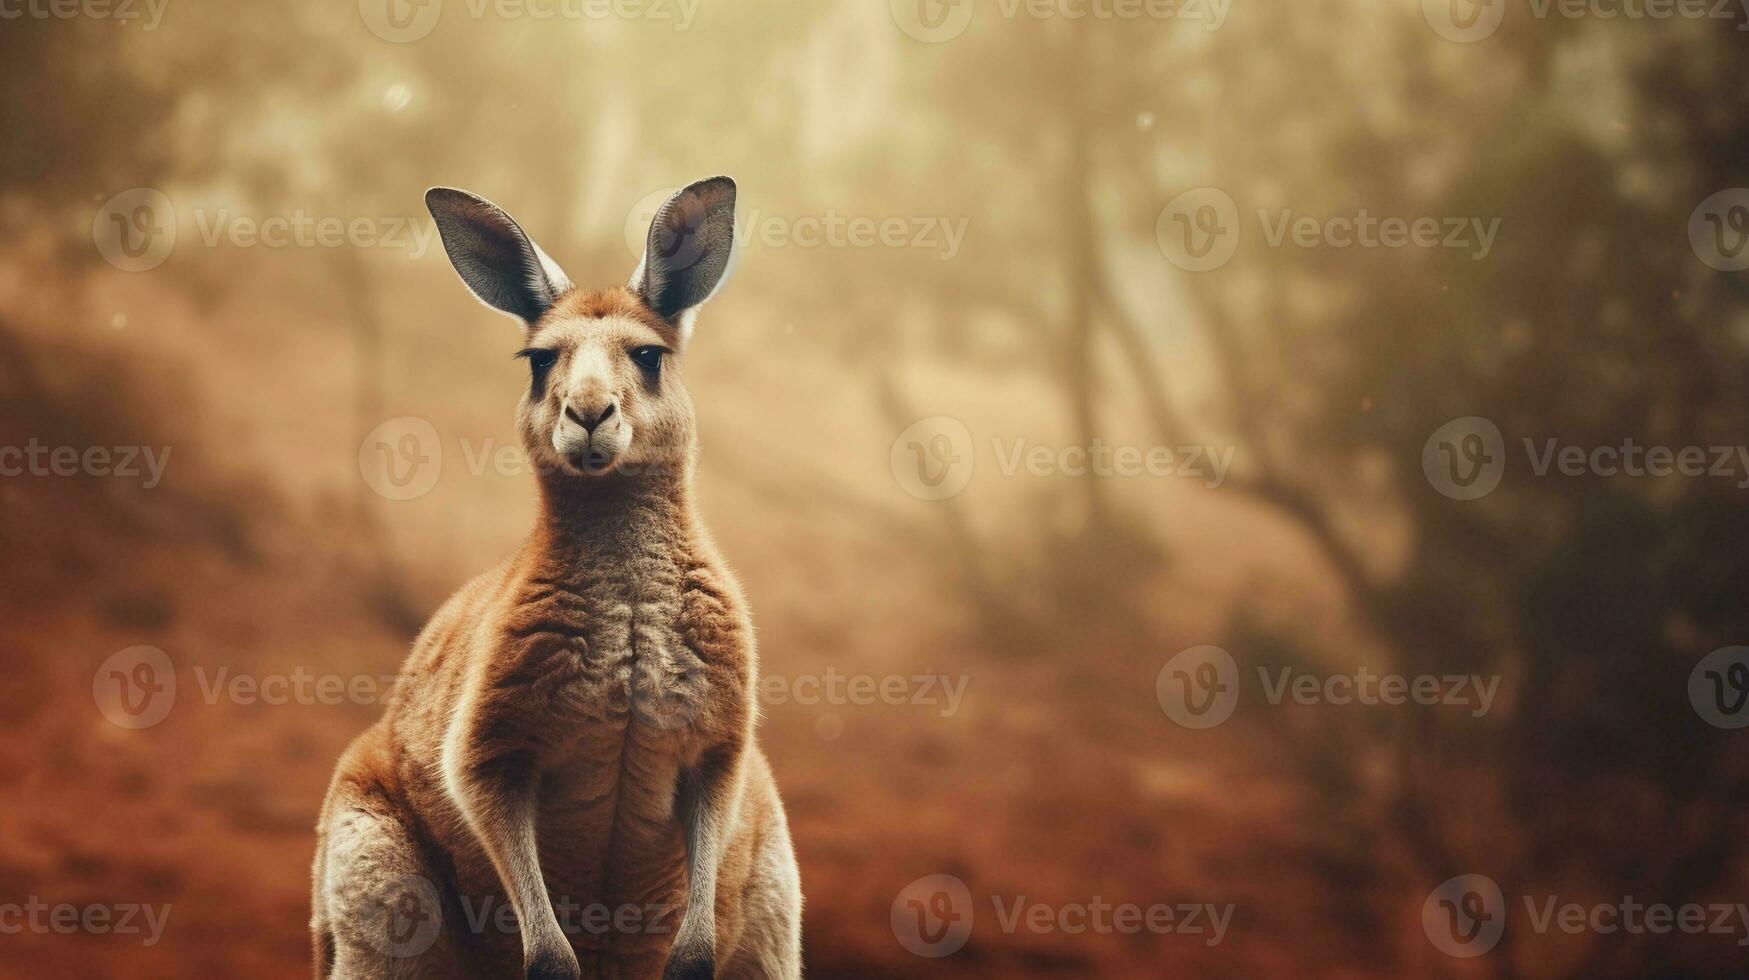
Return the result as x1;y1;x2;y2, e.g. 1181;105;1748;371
484;578;711;926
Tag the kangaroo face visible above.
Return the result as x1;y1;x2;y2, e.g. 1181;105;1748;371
426;176;737;484
518;306;693;478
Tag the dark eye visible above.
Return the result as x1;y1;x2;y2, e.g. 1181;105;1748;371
515;348;559;383
629;345;667;373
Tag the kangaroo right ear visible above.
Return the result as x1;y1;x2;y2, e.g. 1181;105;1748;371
629;176;737;325
426;187;572;326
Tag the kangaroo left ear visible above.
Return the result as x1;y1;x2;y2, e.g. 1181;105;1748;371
427;187;572;328
629;177;737;331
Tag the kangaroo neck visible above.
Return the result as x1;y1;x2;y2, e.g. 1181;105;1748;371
529;469;696;579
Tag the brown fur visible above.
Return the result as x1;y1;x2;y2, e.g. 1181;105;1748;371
312;277;801;980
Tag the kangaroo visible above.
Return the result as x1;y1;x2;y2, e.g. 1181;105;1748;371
311;177;802;980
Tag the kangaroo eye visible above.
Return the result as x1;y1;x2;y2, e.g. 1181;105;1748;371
515;348;559;381
629;345;666;373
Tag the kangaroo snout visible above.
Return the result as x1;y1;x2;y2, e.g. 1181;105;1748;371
554;389;630;474
564;400;616;432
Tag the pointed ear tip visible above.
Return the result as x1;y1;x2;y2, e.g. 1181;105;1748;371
425;186;465;214
690;175;736;199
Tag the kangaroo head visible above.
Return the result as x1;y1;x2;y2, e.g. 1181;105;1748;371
426;177;737;482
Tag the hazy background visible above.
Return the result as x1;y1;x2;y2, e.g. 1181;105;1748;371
3;0;1748;976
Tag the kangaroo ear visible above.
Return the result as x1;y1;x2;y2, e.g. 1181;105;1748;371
629;176;737;326
426;187;572;326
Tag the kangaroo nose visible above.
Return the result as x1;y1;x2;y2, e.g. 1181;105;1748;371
565;401;616;432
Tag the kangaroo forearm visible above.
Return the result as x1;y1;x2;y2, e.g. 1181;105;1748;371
445;740;572;969
665;746;743;977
